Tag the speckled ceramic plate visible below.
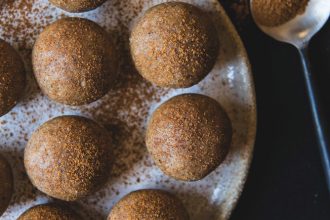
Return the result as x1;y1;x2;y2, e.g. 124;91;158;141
0;0;256;219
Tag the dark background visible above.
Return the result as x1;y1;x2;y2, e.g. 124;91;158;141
219;1;330;220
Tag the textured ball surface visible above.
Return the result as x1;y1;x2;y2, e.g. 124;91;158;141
251;0;309;27
146;94;232;181
24;116;112;201
0;39;26;116
49;0;107;13
18;204;80;220
108;189;189;220
0;155;13;216
33;17;117;106
130;2;219;88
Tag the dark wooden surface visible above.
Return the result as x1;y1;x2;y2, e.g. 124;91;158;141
219;1;330;219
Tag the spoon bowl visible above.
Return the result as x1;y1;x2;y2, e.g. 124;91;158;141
251;0;330;48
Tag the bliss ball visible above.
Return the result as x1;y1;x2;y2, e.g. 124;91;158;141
32;17;118;106
0;39;26;117
130;2;219;88
0;155;13;216
108;189;189;220
18;204;80;220
24;116;112;201
50;0;108;13
251;0;310;27
146;94;232;181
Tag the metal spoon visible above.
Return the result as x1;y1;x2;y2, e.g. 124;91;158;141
250;0;330;192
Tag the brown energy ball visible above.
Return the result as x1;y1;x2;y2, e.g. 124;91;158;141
0;39;26;117
130;2;219;88
108;189;189;220
0;154;13;216
24;115;112;201
251;0;309;27
33;17;118;106
49;0;107;13
146;94;232;181
18;203;80;220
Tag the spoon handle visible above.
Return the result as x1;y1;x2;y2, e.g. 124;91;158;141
298;45;330;193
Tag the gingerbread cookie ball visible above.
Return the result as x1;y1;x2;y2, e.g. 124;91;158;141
50;0;108;13
33;17;118;106
0;39;26;117
108;189;189;220
24;116;112;201
146;94;232;181
0;154;13;216
251;0;310;27
130;2;219;88
18;203;80;220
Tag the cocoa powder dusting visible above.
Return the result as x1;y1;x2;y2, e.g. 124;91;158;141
0;0;55;49
252;0;310;27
